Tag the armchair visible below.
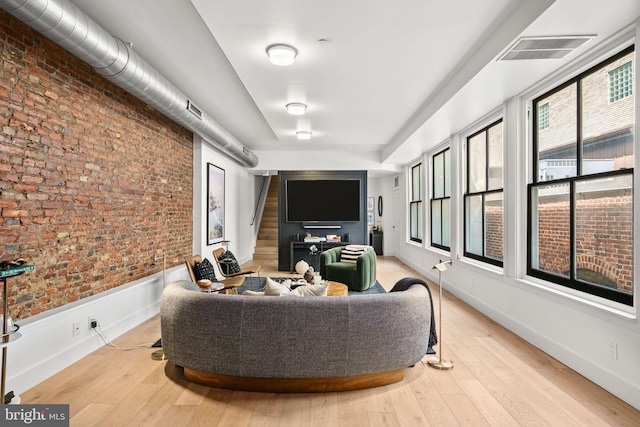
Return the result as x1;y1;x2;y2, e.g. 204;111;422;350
320;246;376;291
184;255;242;294
212;248;261;280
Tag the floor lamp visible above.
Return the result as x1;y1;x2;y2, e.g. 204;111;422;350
151;254;167;360
427;259;454;370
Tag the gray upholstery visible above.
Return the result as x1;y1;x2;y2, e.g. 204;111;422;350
161;280;432;379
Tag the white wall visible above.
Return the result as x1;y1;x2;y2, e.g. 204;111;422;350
7;265;186;399
193;136;259;268
387;30;640;410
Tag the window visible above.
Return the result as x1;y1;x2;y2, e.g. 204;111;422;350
464;120;504;266
431;148;451;250
410;163;423;243
609;61;633;102
530;46;634;306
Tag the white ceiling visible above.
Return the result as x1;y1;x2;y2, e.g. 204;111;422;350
70;0;640;172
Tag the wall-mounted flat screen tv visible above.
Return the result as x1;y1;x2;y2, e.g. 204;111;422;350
286;179;360;222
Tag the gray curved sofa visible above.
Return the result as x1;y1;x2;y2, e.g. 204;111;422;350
160;280;432;392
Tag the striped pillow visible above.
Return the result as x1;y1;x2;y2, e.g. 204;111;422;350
340;245;372;264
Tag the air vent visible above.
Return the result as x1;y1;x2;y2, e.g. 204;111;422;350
186;100;202;119
499;35;594;61
243;146;250;156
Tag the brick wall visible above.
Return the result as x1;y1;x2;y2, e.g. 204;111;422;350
0;11;193;319
535;193;633;293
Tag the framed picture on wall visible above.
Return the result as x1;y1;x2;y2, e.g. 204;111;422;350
367;197;374;212
367;211;374;226
207;163;225;245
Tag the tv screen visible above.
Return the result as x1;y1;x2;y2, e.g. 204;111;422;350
286;179;360;222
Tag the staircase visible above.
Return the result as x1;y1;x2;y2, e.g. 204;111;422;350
253;178;279;271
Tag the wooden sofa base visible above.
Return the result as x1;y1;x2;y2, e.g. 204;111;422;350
183;368;405;393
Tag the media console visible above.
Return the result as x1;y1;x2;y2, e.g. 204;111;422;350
289;241;350;272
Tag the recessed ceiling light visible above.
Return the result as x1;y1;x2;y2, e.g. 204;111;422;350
266;44;298;66
286;103;307;115
296;131;312;140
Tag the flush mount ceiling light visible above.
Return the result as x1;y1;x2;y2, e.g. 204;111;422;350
286;103;307;115
266;44;298;66
296;131;312;140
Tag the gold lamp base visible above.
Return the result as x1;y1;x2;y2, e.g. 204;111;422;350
151;349;167;361
427;356;454;370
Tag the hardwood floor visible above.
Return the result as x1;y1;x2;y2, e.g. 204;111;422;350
22;256;640;426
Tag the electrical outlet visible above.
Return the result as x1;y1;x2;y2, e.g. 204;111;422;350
73;321;80;337
88;315;97;329
608;341;618;360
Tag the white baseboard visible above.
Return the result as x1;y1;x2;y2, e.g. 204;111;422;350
398;254;640;411
5;265;187;398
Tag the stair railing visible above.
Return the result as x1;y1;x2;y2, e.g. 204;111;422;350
251;175;271;227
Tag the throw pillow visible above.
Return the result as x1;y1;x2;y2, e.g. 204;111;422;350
218;250;241;275
264;277;292;296
340;245;371;264
288;284;329;297
193;258;217;282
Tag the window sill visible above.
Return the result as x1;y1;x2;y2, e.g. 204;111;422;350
516;276;636;321
457;256;504;277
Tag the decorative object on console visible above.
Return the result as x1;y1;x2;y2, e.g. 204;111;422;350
427;259;454;370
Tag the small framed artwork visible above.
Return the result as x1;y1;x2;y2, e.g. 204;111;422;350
207;163;225;245
367;211;374;226
367;197;374;212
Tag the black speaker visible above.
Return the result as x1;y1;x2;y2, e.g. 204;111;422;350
294;233;301;242
344;233;350;242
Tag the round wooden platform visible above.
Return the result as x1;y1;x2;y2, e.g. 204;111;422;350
183;368;405;393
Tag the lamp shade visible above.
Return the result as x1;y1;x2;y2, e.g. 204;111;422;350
266;44;297;66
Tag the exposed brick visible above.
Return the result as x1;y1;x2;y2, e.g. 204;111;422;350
0;10;193;320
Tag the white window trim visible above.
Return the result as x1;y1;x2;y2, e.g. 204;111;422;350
519;28;637;312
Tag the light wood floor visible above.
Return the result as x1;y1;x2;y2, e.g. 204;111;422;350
22;257;640;426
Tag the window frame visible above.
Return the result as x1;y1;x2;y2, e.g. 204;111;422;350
528;45;635;306
431;147;451;251
463;119;505;267
409;162;423;243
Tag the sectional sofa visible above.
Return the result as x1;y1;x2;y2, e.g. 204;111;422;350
160;279;432;392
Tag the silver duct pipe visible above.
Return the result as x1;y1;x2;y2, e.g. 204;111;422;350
0;0;259;167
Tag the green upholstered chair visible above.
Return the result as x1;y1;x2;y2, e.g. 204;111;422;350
319;246;377;291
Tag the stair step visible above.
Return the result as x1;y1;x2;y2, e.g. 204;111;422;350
258;228;278;234
253;176;280;267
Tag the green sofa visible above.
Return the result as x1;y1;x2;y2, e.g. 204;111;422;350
319;246;377;291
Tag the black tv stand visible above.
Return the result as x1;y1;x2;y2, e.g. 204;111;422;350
289;241;350;272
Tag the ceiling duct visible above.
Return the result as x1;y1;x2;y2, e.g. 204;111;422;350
499;35;594;61
0;0;258;168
